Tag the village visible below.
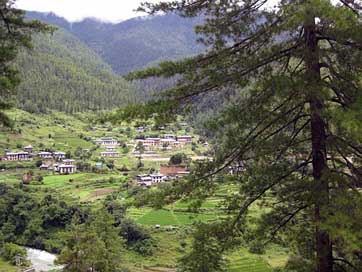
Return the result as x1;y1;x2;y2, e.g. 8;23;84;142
0;112;206;188
0;126;247;188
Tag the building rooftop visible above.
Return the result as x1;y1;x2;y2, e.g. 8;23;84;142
62;159;75;162
58;164;76;168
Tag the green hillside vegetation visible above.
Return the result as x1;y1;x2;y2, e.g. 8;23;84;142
15;28;138;113
0;259;16;272
0;110;94;151
0;109;288;271
27;12;204;74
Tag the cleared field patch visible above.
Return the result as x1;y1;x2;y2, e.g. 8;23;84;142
39;173;88;188
173;197;223;210
80;187;117;202
129;208;218;226
27;173;124;202
228;257;272;272
228;251;273;272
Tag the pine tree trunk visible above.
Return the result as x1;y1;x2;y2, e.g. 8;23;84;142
304;12;333;272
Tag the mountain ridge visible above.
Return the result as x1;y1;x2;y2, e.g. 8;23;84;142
15;27;137;113
26;11;204;75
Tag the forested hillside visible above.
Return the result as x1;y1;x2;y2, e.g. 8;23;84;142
27;12;204;74
15;28;137;113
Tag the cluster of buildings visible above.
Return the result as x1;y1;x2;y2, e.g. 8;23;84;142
136;165;190;187
2;145;77;175
135;135;192;151
96;138;121;158
40;159;77;174
2;145;68;162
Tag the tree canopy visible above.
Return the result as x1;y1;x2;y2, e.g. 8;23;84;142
126;1;362;271
0;0;50;126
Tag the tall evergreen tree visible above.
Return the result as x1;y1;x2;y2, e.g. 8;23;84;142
0;0;50;126
127;1;362;271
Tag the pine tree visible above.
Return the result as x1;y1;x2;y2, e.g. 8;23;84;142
127;1;362;271
0;0;50;126
57;212;124;272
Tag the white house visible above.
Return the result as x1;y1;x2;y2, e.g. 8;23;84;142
38;152;53;159
136;175;153;187
96;137;118;146
5;152;29;161
23;145;34;153
54;152;66;160
101;151;120;158
105;146;116;152
57;164;77;174
136;174;166;186
150;174;166;183
62;159;75;165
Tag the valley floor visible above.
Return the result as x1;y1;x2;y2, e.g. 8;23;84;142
0;109;288;271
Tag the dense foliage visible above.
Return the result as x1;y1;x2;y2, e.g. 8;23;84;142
58;212;124;272
15;28;138;113
27;12;204;75
0;243;28;266
0;184;89;252
0;0;49;126
127;0;362;271
0;183;155;270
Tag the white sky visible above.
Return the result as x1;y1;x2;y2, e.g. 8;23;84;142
16;0;159;23
16;0;306;23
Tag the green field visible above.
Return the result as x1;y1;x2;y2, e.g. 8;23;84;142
29;173;125;201
0;259;16;272
229;256;272;272
129;207;218;226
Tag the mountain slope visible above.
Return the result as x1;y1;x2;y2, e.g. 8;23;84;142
15;27;137;113
27;12;204;75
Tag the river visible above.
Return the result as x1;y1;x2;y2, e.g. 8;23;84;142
26;248;64;272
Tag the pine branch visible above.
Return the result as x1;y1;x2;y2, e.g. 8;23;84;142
265;204;308;244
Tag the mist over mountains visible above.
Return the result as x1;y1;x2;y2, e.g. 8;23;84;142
27;11;204;75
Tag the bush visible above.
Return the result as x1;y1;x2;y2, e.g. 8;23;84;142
169;153;187;165
36;175;44;182
1;243;28;265
130;239;155;256
248;240;265;255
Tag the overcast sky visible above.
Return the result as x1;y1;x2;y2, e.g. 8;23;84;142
15;0;287;23
16;0;159;23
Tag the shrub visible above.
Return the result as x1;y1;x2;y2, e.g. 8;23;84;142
169;153;187;165
36;175;44;182
248;240;265;255
1;243;28;266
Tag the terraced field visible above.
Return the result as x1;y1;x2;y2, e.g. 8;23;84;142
229;257;272;272
128;207;218;226
228;250;274;272
26;173;125;201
